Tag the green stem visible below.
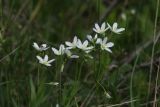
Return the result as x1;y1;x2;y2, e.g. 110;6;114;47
37;65;40;86
77;60;84;81
97;49;102;81
130;55;139;107
59;56;64;106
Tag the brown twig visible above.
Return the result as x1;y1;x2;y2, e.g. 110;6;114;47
100;0;122;23
153;58;160;107
108;31;160;71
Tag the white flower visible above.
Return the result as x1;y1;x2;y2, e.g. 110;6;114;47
96;37;114;53
65;36;78;49
104;91;112;99
33;42;49;51
45;82;59;86
93;22;109;34
36;55;55;66
131;9;136;15
56;104;59;107
52;44;79;58
107;22;125;34
77;39;94;53
65;49;79;58
87;34;98;42
121;13;127;21
52;44;66;56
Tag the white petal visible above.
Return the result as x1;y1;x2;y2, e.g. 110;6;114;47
116;28;125;33
113;22;118;31
94;34;98;39
85;46;94;50
65;41;73;47
48;59;55;63
45;63;51;66
65;49;71;56
85;50;92;53
83;40;88;46
36;56;43;62
87;35;92;41
95;23;100;30
52;48;60;55
33;42;40;50
70;55;79;58
41;47;49;51
44;55;48;62
96;38;102;44
103;37;108;44
56;104;59;107
59;44;65;54
41;44;47;48
106;42;114;47
73;36;78;44
53;82;59;86
101;22;106;30
77;39;82;47
105;48;112;53
93;28;98;33
66;47;73;49
60;44;65;50
45;82;59;86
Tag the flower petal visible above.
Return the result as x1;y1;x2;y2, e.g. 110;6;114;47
116;28;125;33
87;35;92;41
94;34;98;39
113;22;118;31
45;63;51;66
70;55;79;58
106;42;114;47
104;48;112;53
44;55;48;62
73;36;78;44
93;28;98;33
33;42;40;50
103;37;108;44
65;42;73;47
101;22;106;30
48;59;55;63
77;39;82;48
59;44;65;54
96;38;102;44
52;48;60;55
36;56;43;62
41;44;47;48
95;23;100;30
83;40;88;46
85;46;94;50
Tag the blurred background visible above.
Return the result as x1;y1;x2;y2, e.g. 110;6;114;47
0;0;160;107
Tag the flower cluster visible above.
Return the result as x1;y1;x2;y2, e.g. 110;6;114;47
33;22;125;66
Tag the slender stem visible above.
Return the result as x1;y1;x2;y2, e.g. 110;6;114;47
59;56;64;106
153;58;160;107
37;65;40;86
97;49;102;81
147;0;159;104
130;55;139;107
97;0;100;22
0;0;3;28
59;68;62;106
77;60;84;81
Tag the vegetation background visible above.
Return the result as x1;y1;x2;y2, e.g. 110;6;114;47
0;0;160;107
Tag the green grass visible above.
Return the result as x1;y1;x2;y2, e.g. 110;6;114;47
0;0;160;107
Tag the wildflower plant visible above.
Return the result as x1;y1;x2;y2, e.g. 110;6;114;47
33;21;125;106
